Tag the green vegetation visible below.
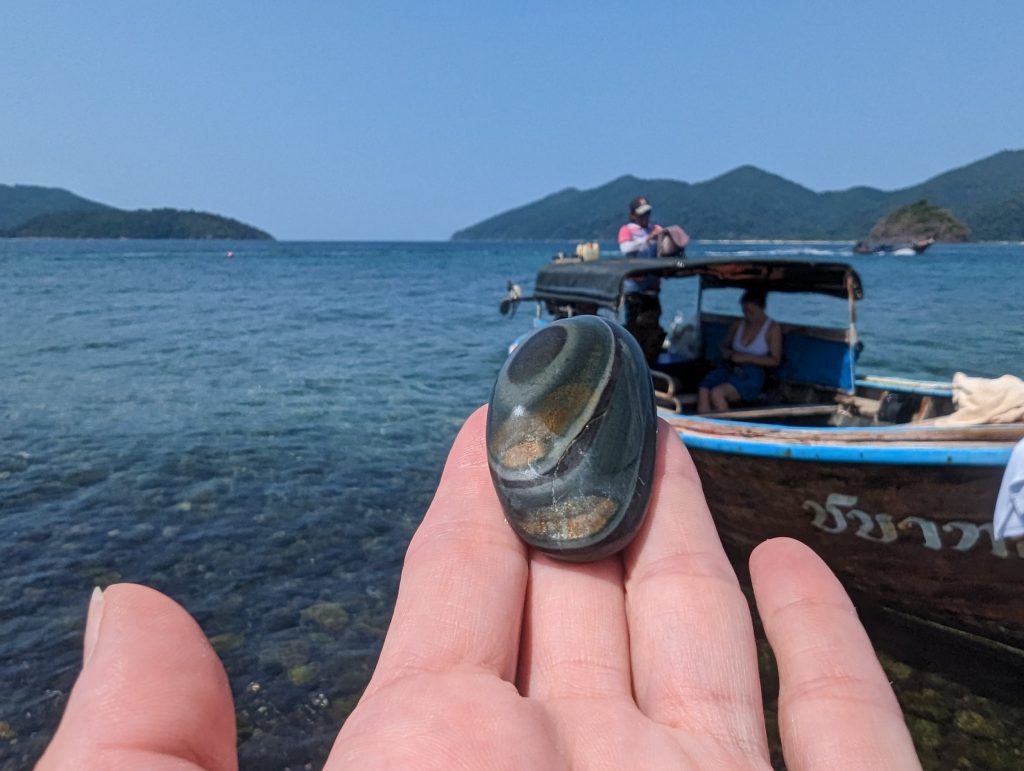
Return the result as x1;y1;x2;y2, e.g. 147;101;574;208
867;200;969;243
968;193;1024;241
0;184;112;231
3;208;273;240
452;149;1024;242
0;184;273;239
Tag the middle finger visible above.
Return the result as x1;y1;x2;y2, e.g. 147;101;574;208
517;553;633;702
624;422;769;758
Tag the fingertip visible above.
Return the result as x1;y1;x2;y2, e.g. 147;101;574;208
749;538;854;614
82;586;104;667
655;417;699;474
94;582;226;673
440;405;489;474
408;403;516;564
750;537;820;578
468;402;489;427
40;583;237;771
461;403;488;437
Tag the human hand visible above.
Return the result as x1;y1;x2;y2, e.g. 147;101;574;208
38;407;921;770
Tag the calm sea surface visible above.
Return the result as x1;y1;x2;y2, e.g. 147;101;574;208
2;239;1022;769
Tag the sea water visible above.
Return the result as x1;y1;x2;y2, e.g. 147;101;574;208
1;239;1022;769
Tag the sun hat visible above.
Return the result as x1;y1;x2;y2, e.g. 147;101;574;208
630;196;652;216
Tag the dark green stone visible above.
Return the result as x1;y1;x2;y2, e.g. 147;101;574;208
486;316;657;561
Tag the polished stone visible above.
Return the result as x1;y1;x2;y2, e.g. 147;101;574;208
486;316;657;561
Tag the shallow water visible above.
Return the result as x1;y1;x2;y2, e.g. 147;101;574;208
1;239;1022;768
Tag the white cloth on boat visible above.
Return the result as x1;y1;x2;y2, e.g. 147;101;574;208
993;438;1024;540
933;372;1024;425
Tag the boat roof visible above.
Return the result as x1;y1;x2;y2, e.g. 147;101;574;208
534;257;864;309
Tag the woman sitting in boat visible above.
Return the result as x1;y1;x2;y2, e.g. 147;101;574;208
697;288;783;413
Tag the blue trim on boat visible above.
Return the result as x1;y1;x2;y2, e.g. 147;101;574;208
855;378;953;397
679;432;1011;466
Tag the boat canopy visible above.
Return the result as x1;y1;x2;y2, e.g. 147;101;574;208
533;257;863;310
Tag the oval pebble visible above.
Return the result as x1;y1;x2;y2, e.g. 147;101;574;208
486;315;657;561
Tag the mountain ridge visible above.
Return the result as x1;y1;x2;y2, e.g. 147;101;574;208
452;150;1024;242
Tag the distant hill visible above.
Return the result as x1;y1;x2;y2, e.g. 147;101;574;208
0;184;272;239
0;184;113;230
5;209;273;240
452;149;1024;242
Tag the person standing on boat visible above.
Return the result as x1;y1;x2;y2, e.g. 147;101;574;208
698;288;783;413
618;196;663;259
618;196;665;365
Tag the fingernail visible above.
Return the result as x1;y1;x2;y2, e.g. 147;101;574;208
83;586;105;667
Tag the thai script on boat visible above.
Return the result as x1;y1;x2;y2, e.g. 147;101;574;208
805;493;1024;558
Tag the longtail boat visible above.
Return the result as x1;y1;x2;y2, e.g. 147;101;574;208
500;255;1024;652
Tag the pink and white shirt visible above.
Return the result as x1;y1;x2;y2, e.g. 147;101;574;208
618;222;658;258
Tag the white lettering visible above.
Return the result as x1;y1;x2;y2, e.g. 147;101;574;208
803;494;1020;558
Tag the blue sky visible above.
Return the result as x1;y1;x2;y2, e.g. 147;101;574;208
4;1;1022;240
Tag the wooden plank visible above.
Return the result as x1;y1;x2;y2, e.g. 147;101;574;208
665;415;1024;444
694;403;838;421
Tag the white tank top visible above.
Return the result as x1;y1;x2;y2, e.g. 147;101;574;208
732;317;772;356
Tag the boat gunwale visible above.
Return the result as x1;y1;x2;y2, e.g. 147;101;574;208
678;431;1015;466
667;413;1022;466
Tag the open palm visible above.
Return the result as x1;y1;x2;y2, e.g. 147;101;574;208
39;408;920;770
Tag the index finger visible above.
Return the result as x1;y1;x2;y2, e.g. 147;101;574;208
362;406;529;695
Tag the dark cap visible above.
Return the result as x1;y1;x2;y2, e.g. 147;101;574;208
630;196;652;216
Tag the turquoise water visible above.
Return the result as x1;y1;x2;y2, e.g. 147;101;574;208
1;239;1022;768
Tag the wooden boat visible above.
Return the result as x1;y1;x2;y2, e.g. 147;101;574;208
500;255;1024;652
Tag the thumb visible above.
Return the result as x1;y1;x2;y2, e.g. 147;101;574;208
36;584;237;771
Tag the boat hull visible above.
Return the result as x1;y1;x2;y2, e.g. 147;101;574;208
681;439;1024;651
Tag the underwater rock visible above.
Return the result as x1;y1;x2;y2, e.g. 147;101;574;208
300;601;350;633
487;316;657;562
209;632;245;656
904;716;942;752
287;663;317;687
954;708;1001;740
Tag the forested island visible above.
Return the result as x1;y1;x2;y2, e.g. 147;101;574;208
4;209;272;240
453;149;1024;242
0;184;272;240
866;200;969;244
